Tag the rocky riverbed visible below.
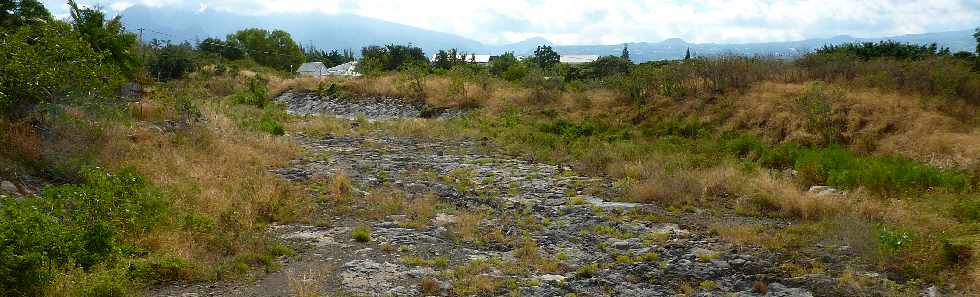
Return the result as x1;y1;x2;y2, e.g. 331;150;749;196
150;96;915;297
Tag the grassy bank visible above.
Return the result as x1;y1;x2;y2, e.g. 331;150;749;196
0;69;309;296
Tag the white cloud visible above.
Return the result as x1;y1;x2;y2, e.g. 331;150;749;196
42;0;980;44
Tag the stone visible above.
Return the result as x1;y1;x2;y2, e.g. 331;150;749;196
807;185;841;196
433;213;457;225
538;274;567;283
1;180;17;194
611;241;631;250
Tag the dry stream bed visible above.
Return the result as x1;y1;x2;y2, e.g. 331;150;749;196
150;94;915;297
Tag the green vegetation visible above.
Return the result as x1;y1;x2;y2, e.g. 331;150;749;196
0;167;164;295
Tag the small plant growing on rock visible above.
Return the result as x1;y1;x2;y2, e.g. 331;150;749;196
638;252;659;262
420;277;441;295
352;224;371;242
575;263;599;278
699;280;718;290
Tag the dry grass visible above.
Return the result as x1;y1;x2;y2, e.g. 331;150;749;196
0;118;42;164
287;266;330;297
96;98;310;277
512;238;562;273
449;212;484;242
729;82;980;169
402;195;437;229
362;189;406;220
733;173;843;220
327;170;353;197
288;114;353;138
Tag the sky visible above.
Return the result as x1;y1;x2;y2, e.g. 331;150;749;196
42;0;980;45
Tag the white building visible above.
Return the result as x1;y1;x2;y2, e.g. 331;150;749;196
324;61;360;76
559;55;601;64
297;62;329;76
297;61;360;77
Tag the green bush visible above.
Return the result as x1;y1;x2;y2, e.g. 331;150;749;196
0;167;167;295
231;77;270;107
722;134;968;193
0;21;123;115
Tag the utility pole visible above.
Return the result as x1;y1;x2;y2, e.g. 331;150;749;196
137;28;144;44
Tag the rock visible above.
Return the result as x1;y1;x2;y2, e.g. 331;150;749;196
1;180;17;194
611;240;631;250
692;248;717;259
538;274;567;283
433;213;457;225
584;196;642;209
711;260;731;269
807;185;841;196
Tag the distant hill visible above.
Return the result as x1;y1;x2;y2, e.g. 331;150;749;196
119;5;485;53
120;5;978;62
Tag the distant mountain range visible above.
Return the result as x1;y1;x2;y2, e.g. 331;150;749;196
120;5;978;62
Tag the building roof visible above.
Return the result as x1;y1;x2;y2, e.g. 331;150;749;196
559;55;601;64
324;61;359;76
297;62;327;74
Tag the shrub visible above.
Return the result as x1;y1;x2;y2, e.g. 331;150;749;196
0;21;123;115
0;167;167;295
352;224;371;242
232;77;270;107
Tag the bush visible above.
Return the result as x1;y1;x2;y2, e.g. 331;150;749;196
231;77;270;107
0;21;123;115
352;225;372;242
0;167;167;295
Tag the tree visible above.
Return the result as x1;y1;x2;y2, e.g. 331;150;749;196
531;45;560;69
433;50;452;70
621;43;631;63
359;43;428;73
198;37;226;56
227;28;305;71
1;0;50;29
302;46;353;67
974;27;979;54
490;52;518;76
0;21;121;114
67;0;138;77
587;56;631;78
684;48;691;60
149;42;197;81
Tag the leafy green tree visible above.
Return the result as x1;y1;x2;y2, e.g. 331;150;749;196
0;0;50;29
359;43;428;73
531;45;560;69
228;28;305;71
816;40;950;60
67;0;138;77
0;21;121;114
433;50;451;70
303;46;355;67
584;56;631;79
621;43;631;63
149;42;198;81
198;37;227;57
490;52;518;77
502;60;529;81
974;27;979;54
